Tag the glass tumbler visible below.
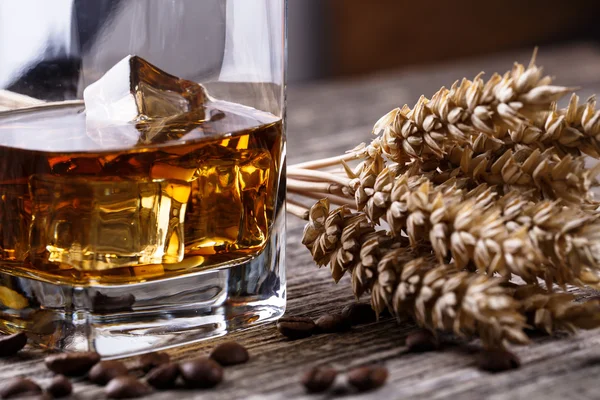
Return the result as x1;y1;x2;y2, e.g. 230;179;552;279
0;0;286;357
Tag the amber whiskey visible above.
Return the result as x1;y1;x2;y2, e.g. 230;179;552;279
0;100;283;286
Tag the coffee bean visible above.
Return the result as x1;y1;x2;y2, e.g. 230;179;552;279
105;376;151;399
276;317;315;339
315;314;351;333
46;375;72;398
347;365;389;392
301;366;337;393
89;360;129;385
0;377;42;398
210;342;249;366
44;352;101;376
478;349;521;372
146;363;180;389
405;329;439;353
179;358;223;389
136;351;170;373
0;333;27;357
341;303;376;326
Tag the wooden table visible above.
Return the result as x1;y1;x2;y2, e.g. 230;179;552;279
2;43;600;399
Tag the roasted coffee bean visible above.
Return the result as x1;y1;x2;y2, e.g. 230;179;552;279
0;333;27;357
89;360;129;385
44;352;101;376
146;363;180;389
0;377;42;398
276;317;316;339
105;376;151;399
478;349;521;372
136;351;170;373
405;329;439;353
46;375;72;398
315;314;351;333
301;366;338;393
347;365;389;392
210;342;249;366
341;303;376;326
179;358;224;389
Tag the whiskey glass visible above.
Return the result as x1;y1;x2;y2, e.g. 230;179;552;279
0;0;286;357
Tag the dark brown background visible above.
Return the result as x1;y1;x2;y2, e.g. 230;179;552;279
289;0;600;80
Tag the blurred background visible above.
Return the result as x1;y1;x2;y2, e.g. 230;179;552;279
3;0;599;90
289;0;600;82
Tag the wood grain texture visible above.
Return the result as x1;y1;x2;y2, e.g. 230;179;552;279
2;44;600;399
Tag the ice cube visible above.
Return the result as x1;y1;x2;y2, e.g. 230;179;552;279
29;175;191;270
182;146;273;254
83;55;209;145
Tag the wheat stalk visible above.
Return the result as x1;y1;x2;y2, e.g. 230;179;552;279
509;94;600;158
508;285;600;334
292;51;600;351
302;199;377;283
388;257;529;348
302;201;528;348
302;201;600;348
296;154;600;288
366;53;572;165
430;134;600;205
364;166;600;287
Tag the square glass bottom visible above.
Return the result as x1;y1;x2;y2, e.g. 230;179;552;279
0;209;286;358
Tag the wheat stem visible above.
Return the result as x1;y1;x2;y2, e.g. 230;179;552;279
289;151;362;170
287;202;309;220
289;189;355;209
287;168;353;187
287;178;346;196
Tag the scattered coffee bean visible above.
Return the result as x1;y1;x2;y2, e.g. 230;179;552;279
105;376;151;399
44;352;101;376
276;317;315;339
478;349;521;372
210;342;249;366
46;375;72;398
0;377;42;398
341;303;376;326
315;314;351;333
301;366;338;393
347;365;389;392
136;351;170;373
179;358;224;389
0;333;27;357
405;329;439;353
89;360;129;385
146;363;180;390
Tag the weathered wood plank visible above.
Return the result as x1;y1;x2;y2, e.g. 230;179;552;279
2;43;600;399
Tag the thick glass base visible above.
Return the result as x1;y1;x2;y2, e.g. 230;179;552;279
0;211;285;358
